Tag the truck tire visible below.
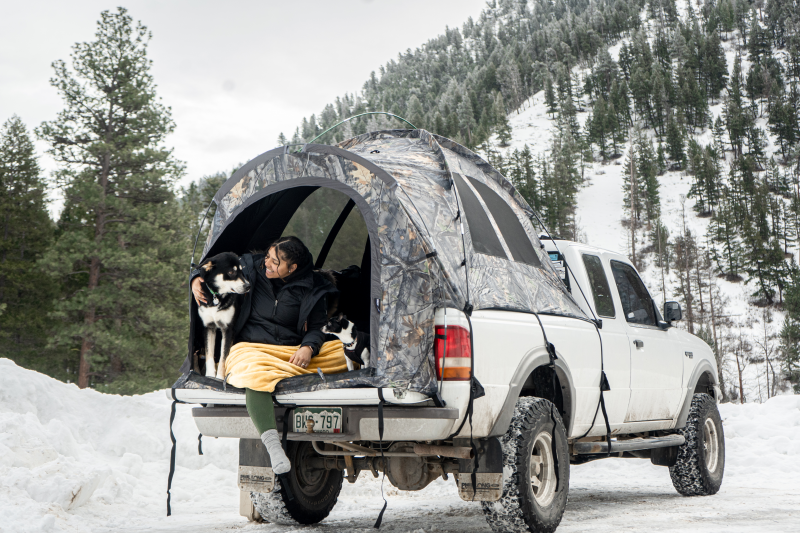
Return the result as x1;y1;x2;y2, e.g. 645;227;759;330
482;397;570;533
670;393;725;496
251;441;343;525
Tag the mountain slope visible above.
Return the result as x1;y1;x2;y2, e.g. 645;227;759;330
491;0;800;402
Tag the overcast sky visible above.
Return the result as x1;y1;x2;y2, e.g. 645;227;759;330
1;0;487;194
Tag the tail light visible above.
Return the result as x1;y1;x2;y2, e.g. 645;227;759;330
434;325;471;380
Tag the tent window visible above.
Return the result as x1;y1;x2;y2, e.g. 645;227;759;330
465;175;541;267
282;187;350;261
452;173;507;259
323;205;369;271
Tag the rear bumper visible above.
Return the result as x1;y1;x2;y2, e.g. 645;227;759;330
192;405;459;441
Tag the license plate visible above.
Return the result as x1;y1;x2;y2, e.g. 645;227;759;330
293;407;343;433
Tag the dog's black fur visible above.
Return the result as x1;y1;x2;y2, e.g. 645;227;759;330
195;252;251;379
322;314;370;370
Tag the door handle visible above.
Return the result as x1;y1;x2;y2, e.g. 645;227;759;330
633;339;644;348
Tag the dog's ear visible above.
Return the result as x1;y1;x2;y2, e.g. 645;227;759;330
201;261;213;272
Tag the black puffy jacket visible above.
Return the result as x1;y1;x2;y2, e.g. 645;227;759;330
194;253;337;356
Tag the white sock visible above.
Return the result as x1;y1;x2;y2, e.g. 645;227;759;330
261;429;291;475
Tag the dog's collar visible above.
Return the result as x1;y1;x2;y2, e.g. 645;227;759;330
341;338;356;350
204;282;220;306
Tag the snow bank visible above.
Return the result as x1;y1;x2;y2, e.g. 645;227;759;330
0;358;238;533
1;358;799;532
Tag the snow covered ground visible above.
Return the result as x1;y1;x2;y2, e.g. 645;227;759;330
2;358;799;533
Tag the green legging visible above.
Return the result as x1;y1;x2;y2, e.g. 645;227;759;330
245;388;277;434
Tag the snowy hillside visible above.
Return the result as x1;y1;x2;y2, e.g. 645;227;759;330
1;359;799;532
491;5;798;404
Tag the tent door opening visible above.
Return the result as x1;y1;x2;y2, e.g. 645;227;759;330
191;185;374;373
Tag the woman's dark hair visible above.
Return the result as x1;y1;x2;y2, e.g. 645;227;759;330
267;236;311;271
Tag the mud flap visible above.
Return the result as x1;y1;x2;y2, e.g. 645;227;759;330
651;445;678;467
455;437;503;502
238;438;275;493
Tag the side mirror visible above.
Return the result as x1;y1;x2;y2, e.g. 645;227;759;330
664;301;682;323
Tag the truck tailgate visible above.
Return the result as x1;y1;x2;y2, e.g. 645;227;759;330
169;385;432;406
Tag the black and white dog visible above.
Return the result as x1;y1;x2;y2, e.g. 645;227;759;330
195;252;251;380
322;314;370;371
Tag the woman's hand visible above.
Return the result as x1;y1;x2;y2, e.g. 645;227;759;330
191;277;207;305
289;346;313;369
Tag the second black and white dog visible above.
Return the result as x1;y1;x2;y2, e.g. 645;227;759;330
195;252;251;380
322;314;370;371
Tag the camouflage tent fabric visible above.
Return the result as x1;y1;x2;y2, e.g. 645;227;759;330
191;129;586;396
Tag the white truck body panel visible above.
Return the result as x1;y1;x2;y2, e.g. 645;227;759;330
542;240;715;428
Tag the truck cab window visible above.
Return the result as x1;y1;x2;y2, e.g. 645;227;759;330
610;260;656;326
581;254;615;318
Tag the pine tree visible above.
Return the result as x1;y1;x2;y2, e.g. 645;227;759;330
405;94;425;130
544;73;558;117
724;55;749;157
768;87;800;159
709;188;745;279
291;127;303;144
589;96;609;159
508;145;539;212
713;116;727;156
623;131;661;230
36;8;188;392
703;30;728;101
457;92;477;147
542;129;582;238
638;137;661;225
610;78;631;130
495;93;513;146
666;114;685;166
673;228;698;334
180;171;229;250
496;118;513;147
276;132;288;146
780;265;800;392
0;116;57;375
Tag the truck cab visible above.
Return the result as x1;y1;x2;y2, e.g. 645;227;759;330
541;237;721;432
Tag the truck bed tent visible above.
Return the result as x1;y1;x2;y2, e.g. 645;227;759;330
181;129;586;396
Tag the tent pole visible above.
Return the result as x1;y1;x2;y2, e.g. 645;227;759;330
306;112;416;146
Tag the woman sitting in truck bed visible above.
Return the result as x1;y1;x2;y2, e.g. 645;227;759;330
191;236;346;474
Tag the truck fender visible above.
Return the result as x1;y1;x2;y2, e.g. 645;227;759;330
674;359;719;428
488;350;575;437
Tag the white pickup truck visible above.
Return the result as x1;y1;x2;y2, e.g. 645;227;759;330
172;238;724;533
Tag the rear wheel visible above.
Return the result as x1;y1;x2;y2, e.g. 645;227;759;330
670;393;725;496
482;397;570;533
251;441;343;525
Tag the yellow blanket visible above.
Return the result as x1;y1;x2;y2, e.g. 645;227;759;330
225;340;348;392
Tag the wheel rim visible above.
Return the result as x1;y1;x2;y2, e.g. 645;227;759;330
294;442;330;497
703;417;719;473
530;432;556;507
